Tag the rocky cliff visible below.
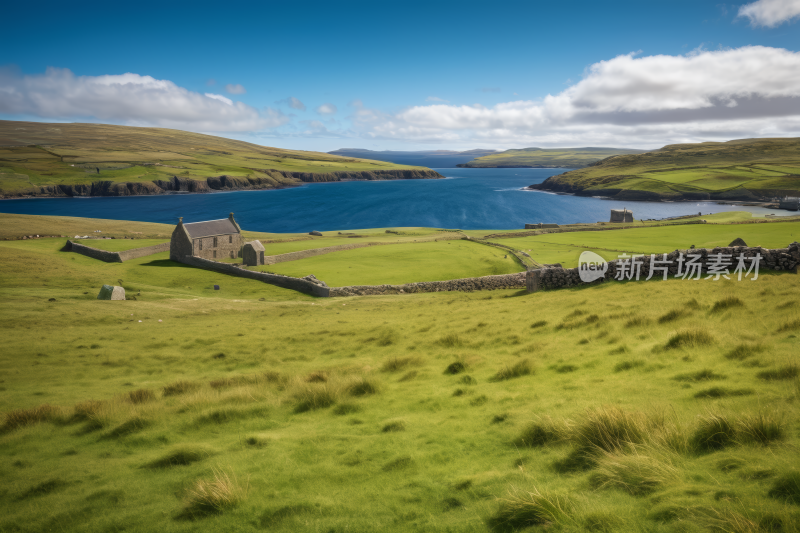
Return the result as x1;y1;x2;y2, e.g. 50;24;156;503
2;169;445;198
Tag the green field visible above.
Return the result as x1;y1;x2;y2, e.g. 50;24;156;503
459;147;646;168
2;214;800;533
0;121;430;195
262;240;523;285
532;137;800;200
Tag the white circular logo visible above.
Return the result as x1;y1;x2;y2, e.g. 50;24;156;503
579;251;608;282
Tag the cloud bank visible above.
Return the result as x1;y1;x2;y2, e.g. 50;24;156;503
316;103;337;115
351;46;800;147
225;83;246;94
277;96;307;111
738;0;800;27
0;67;286;132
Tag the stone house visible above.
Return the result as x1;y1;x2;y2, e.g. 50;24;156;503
170;213;242;261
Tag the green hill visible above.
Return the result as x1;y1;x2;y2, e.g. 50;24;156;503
0;121;441;197
530;137;800;201
457;147;646;168
1;213;799;532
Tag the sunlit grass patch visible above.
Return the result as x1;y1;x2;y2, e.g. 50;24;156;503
589;446;681;496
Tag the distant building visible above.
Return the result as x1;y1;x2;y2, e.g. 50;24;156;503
610;209;633;223
779;197;799;211
170;212;242;261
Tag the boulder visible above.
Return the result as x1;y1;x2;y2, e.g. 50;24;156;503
97;284;125;300
309;231;323;236
729;237;748;247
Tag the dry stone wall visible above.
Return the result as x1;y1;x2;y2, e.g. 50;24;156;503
176;256;330;297
66;240;170;263
529;242;800;291
329;273;526;296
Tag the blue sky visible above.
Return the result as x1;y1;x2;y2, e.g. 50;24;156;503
2;0;800;151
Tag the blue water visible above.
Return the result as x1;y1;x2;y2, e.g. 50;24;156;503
0;168;789;232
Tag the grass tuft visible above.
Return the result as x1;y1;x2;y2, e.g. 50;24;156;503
491;359;534;382
437;333;463;347
589;446;680;496
665;328;715;349
444;361;467;374
756;364;799;381
694;387;754;399
103;416;151;439
487;486;573;532
292;383;340;413
776;319;800;332
658;308;688;323
530;320;548;329
128;389;155;404
725;343;765;360
710;296;745;313
515;416;569;447
737;411;785;445
691;411;736;452
347;376;381;396
16;478;69;501
163;380;200;397
146;445;213;468
380;357;421;372
573;406;648;454
673;369;726;382
614;360;645;372
181;468;246;517
768;471;800;504
2;404;62;432
382;420;406;432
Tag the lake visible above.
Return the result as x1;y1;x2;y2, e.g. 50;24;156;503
0;168;789;232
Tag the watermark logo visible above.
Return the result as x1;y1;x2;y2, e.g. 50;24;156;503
579;251;608;282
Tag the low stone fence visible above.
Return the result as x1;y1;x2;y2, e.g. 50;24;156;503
65;240;170;263
329;273;526;296
526;242;800;292
176;256;330;297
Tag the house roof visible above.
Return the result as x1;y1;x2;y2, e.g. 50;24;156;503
184;218;239;239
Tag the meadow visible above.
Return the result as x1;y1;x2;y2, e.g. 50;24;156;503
534;137;800;199
0;121;426;196
1;213;799;533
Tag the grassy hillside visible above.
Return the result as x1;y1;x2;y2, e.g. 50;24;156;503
458;147;646;168
1;214;800;532
531;137;800;201
0;121;429;195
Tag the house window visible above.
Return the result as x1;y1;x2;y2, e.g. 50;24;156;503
199;239;202;251
213;236;218;247
229;235;232;243
213;250;216;258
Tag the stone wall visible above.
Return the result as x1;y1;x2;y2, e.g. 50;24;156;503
66;240;169;263
528;242;800;292
329;273;526;296
176;256;330;297
117;242;170;261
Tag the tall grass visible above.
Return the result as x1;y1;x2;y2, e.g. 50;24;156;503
181;468;246;516
491;359;534;381
589;446;681;496
488;486;574;532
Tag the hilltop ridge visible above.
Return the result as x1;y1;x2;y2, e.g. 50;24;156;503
529;137;800;201
0;121;443;198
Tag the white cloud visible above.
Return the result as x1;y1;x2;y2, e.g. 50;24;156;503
351;46;800;147
0;67;287;132
277;96;306;111
738;0;800;27
225;83;246;94
426;96;448;102
204;93;233;105
316;103;337;115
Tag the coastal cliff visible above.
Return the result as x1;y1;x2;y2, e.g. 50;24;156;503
1;169;445;199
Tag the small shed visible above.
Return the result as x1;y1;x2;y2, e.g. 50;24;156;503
243;240;265;266
610;209;633;223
